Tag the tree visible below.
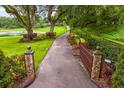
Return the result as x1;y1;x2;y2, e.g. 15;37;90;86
0;17;22;28
2;5;38;40
61;5;124;28
39;5;65;33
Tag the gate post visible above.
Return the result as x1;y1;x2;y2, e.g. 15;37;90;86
24;46;35;80
91;46;103;80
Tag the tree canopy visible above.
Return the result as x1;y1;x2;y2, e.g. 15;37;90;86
60;5;124;28
38;5;65;32
2;5;38;40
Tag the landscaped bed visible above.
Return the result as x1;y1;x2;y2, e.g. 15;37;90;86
67;32;113;88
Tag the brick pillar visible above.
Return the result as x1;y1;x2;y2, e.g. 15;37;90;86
91;46;103;80
24;46;35;80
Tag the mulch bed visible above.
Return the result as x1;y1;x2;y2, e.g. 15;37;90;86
13;75;35;88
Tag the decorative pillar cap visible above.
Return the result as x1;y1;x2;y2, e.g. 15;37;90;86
25;46;34;54
93;46;102;55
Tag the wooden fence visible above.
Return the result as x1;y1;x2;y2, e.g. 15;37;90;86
79;43;93;76
79;43;113;87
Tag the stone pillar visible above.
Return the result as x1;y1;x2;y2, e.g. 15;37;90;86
91;46;103;80
24;46;35;79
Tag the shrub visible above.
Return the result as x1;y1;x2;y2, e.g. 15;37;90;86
0;51;25;88
112;50;124;88
34;34;46;41
20;33;47;42
0;51;12;87
22;33;37;39
79;38;86;44
19;37;31;42
74;29;120;62
86;36;120;62
86;37;99;49
67;33;77;45
46;32;56;38
10;55;25;80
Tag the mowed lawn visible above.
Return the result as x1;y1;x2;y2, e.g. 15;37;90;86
92;25;124;45
0;26;66;69
74;25;124;45
0;26;65;32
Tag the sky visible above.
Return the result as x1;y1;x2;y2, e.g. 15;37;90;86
0;7;11;17
0;6;54;18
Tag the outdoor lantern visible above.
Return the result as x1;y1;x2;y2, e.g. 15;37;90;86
24;46;35;79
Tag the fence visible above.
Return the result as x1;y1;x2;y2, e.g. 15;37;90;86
79;43;93;76
79;43;113;87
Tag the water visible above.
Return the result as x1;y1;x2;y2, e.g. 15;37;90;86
0;31;46;37
0;33;22;37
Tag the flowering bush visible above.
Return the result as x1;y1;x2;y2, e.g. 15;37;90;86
67;33;77;45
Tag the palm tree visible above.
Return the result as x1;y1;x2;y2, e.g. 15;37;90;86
2;5;37;40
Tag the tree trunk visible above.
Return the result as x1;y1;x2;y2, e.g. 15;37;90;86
50;24;55;32
28;29;33;40
26;29;34;40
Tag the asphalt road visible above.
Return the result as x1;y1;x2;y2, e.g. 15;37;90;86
28;33;97;88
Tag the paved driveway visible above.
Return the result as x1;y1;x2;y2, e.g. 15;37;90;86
28;33;97;88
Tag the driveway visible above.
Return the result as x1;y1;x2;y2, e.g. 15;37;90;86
28;33;97;88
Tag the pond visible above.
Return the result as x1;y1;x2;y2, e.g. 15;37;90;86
0;32;46;38
0;32;22;37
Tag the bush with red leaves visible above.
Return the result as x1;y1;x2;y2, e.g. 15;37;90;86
46;32;56;38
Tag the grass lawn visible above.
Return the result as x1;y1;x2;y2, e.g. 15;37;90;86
0;26;64;32
93;25;124;45
73;25;124;45
0;26;66;69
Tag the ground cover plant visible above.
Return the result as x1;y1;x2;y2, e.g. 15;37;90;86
0;51;25;88
112;49;124;88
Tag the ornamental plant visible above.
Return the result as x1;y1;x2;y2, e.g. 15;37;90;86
112;49;124;88
0;50;25;88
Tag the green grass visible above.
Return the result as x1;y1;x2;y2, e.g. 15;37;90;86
73;25;124;45
0;26;65;33
93;25;124;45
0;26;66;69
0;28;25;32
94;25;124;40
